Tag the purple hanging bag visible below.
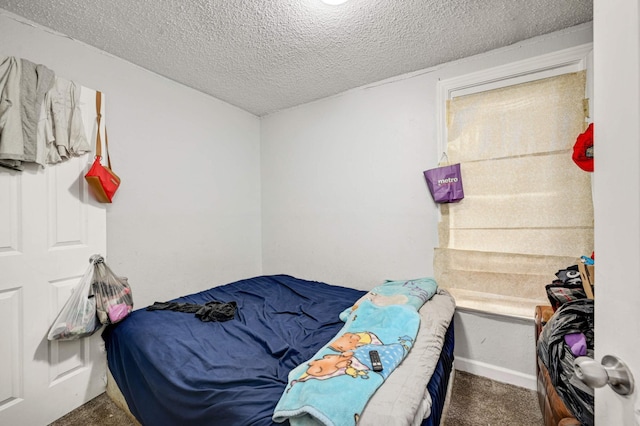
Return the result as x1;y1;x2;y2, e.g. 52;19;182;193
423;163;464;203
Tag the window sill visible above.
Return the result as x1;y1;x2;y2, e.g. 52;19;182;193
446;288;550;320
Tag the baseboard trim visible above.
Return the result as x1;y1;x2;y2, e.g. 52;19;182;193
454;356;537;390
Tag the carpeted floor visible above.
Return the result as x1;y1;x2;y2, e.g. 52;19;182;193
49;370;543;425
443;371;543;426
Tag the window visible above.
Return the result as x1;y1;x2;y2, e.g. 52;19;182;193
434;45;594;318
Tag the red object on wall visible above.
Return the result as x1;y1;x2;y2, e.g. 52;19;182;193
572;123;594;172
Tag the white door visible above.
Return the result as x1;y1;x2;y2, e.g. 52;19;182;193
593;1;640;424
0;88;107;425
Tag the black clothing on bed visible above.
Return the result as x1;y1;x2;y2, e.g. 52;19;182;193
146;300;237;322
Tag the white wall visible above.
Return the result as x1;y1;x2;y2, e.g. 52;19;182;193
261;72;438;289
261;23;594;389
0;11;263;307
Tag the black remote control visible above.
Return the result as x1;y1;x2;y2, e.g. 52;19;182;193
369;350;383;372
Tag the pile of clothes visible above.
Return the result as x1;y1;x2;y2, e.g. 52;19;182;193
538;264;594;426
0;56;90;171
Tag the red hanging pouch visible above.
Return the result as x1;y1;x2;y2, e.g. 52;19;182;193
85;91;120;203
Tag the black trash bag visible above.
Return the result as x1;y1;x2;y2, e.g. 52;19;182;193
537;298;594;426
545;265;588;311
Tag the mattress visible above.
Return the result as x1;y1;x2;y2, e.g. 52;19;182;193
359;288;455;426
103;275;455;425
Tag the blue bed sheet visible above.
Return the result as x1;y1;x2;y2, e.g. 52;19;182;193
102;275;366;426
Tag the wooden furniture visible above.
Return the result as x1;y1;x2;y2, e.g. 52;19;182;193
535;305;581;426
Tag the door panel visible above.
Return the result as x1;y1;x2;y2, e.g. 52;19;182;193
594;0;640;424
0;286;21;408
0;87;107;425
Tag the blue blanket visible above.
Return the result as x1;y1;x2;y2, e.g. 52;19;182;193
273;278;438;426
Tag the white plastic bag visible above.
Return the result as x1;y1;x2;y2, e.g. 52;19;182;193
92;259;133;324
48;254;134;340
47;256;102;341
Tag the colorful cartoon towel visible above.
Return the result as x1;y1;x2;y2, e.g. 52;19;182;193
272;278;438;426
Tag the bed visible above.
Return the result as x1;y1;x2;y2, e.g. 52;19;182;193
102;274;456;425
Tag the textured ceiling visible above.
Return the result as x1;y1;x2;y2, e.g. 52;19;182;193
0;0;592;116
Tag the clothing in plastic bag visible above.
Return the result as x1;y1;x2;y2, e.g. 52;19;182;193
47;254;133;340
537;298;594;426
545;265;588;311
47;256;102;341
92;256;133;324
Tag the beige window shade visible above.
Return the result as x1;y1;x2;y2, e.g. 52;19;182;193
435;71;594;312
447;72;589;161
